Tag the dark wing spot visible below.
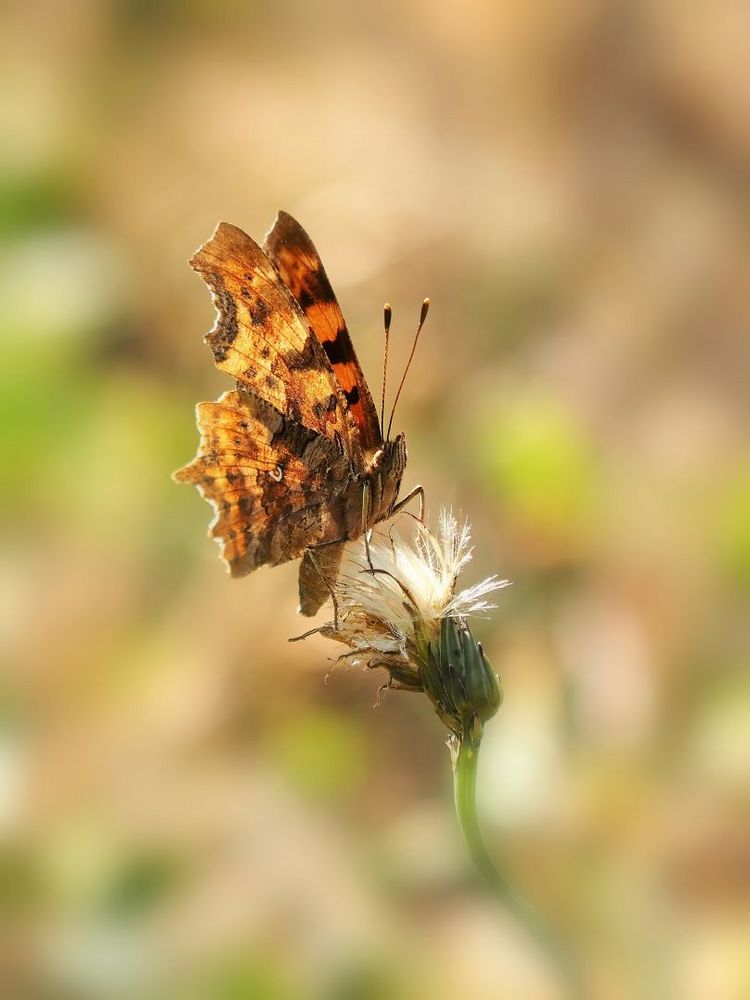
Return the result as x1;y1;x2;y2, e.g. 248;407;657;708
322;329;350;365
343;385;360;406
249;299;271;327
296;288;314;310
285;334;318;371
297;282;335;310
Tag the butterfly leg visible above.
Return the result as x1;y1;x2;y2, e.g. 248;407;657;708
390;485;425;523
360;481;376;574
310;536;346;548
288;625;323;643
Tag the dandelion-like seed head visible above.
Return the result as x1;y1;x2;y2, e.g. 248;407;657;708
318;510;508;742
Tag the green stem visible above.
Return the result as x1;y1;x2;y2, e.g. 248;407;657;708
453;733;584;999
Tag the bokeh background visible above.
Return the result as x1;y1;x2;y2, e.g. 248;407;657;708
2;2;749;998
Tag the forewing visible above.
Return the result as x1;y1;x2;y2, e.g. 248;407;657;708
264;212;382;452
174;389;351;576
190;221;361;462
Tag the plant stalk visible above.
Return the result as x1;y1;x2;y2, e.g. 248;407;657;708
452;732;584;999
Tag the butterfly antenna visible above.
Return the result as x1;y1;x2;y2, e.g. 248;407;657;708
380;303;392;437
386;298;430;442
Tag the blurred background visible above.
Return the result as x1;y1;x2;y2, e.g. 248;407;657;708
2;2;749;997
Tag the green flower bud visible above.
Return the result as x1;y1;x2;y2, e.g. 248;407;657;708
422;615;503;742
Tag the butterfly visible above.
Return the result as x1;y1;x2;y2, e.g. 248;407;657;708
174;211;427;615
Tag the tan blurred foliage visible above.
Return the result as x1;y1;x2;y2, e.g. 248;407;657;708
1;2;749;998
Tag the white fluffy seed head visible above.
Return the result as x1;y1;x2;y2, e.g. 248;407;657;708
322;510;510;672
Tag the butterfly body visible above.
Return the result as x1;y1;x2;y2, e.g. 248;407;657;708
175;212;417;614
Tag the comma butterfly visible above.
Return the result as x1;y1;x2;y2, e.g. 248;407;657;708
174;212;426;614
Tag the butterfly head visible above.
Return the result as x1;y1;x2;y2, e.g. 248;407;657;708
372;432;407;518
382;431;407;473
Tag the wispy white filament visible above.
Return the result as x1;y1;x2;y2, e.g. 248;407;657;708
326;510;509;663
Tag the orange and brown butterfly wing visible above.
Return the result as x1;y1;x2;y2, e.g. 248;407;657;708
174;389;352;576
190;221;362;467
264;212;382;453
